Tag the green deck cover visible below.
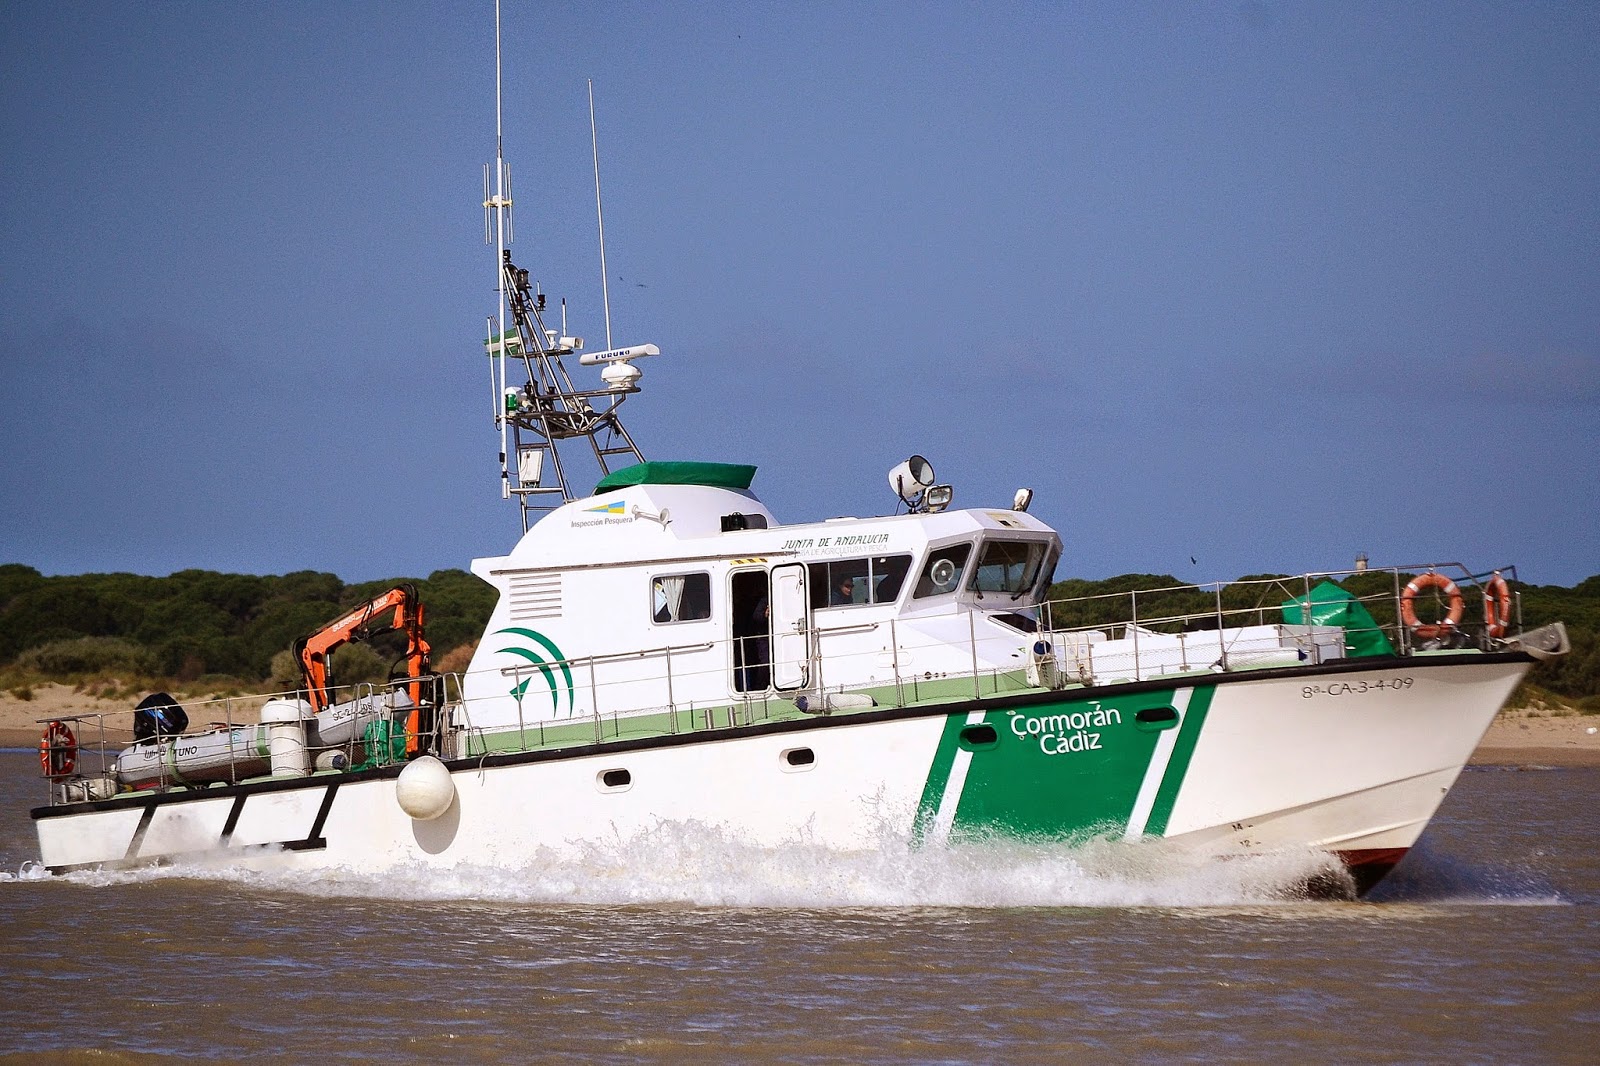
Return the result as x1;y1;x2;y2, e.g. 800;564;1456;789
1281;580;1395;658
594;461;757;494
354;719;407;770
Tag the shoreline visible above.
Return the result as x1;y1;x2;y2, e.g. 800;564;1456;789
1;683;1596;768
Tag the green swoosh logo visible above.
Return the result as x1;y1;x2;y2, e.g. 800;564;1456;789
495;627;575;715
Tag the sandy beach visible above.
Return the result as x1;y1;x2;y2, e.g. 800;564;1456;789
2;682;1596;767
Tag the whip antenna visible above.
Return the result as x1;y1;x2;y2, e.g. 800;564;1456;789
485;0;514;498
590;79;613;351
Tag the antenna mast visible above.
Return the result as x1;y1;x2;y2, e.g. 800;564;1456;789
490;0;511;500
590;79;614;352
482;5;655;533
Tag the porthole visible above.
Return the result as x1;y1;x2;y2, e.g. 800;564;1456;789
958;723;999;750
1135;707;1179;732
598;767;632;791
781;747;815;772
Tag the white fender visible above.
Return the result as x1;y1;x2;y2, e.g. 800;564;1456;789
395;756;455;821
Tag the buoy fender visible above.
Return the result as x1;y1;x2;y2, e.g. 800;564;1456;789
396;756;455;821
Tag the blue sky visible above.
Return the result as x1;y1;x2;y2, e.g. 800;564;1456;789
3;2;1596;588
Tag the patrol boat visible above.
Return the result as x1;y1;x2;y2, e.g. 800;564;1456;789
29;38;1569;897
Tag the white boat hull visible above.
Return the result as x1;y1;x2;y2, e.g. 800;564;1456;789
33;654;1529;892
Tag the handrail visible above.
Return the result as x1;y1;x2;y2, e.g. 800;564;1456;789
494;640;715;676
813;621;881;637
1030;561;1520;680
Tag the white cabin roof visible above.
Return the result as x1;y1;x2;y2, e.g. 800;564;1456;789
473;473;1058;579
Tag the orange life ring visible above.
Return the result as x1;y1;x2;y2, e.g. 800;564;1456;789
1400;572;1464;640
1483;572;1512;638
39;720;77;779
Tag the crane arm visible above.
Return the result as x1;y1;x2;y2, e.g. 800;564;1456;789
293;584;433;719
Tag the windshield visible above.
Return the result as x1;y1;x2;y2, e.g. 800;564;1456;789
969;540;1050;597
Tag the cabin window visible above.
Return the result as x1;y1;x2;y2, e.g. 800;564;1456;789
1037;545;1061;596
912;543;973;599
808;554;913;609
990;611;1039;633
651;572;711;623
969;540;1050;597
871;555;913;603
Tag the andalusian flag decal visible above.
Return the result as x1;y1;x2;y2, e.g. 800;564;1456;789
494;628;575;716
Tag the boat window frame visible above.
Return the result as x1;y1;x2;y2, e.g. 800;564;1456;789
967;538;1053;599
1035;544;1062;600
808;554;914;610
911;541;975;600
649;570;713;625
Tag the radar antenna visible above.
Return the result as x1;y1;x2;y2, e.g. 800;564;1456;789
483;1;655;532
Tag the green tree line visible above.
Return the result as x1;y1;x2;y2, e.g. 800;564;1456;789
0;564;495;688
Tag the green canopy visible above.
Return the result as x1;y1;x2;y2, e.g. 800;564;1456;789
594;461;757;494
1281;581;1395;658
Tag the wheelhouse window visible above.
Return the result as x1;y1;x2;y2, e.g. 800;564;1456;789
651;572;711;623
871;554;912;603
911;543;973;599
1038;545;1061;596
808;554;913;609
969;540;1051;597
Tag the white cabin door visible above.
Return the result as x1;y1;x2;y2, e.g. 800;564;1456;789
769;563;811;691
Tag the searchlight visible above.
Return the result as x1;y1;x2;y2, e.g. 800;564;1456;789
888;455;954;514
889;455;935;504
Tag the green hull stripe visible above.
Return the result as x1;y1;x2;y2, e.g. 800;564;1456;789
911;711;970;846
913;686;1209;845
1143;683;1214;836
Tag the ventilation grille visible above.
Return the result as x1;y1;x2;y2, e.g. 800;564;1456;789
508;572;562;621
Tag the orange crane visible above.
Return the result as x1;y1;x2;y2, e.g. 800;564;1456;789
293;584;434;755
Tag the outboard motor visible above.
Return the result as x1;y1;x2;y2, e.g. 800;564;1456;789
132;692;189;742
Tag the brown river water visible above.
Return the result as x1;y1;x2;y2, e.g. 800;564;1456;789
0;750;1595;1063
